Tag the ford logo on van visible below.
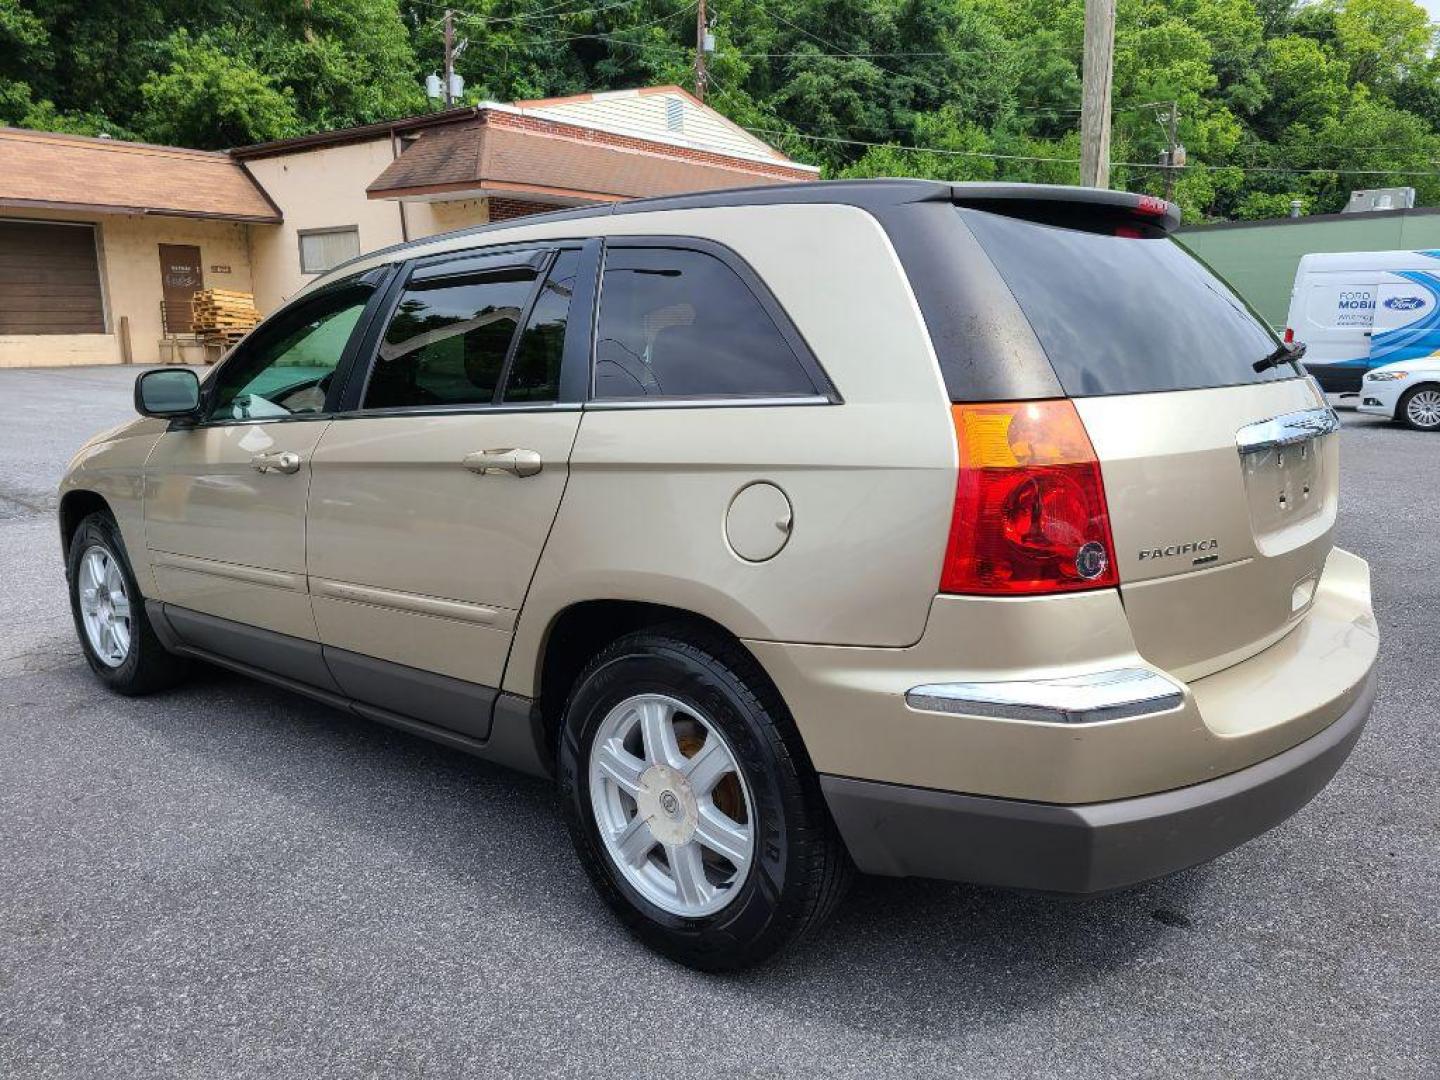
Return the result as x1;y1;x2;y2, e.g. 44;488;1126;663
1383;295;1427;311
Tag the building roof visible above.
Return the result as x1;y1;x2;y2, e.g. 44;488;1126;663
366;107;816;204
510;86;798;166
228;107;480;160
0;127;282;223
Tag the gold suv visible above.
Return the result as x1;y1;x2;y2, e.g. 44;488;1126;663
59;181;1379;970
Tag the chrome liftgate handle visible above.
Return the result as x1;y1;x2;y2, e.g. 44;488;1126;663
1234;407;1340;456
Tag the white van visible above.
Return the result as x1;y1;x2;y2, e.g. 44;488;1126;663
1285;249;1440;393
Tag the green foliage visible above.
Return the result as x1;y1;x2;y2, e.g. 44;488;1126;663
3;0;1440;218
138;31;299;147
1330;0;1434;90
1235;190;1309;218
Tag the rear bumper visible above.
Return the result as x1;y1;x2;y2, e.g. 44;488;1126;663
820;665;1375;894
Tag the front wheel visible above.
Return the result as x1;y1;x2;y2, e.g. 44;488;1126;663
1399;386;1440;430
558;628;850;971
66;511;188;695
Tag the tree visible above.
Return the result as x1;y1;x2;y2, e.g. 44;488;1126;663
1330;0;1434;91
137;32;300;148
4;0;1440;221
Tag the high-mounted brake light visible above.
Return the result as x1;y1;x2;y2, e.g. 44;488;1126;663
940;401;1119;596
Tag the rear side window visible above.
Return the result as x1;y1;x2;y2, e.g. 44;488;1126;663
593;247;816;400
366;267;536;409
504;249;580;403
959;209;1291;396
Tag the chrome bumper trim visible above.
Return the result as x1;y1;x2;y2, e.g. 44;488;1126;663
905;667;1186;725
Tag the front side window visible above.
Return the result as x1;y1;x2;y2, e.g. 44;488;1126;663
364;267;537;410
593;247;816;400
300;228;361;275
207;281;374;421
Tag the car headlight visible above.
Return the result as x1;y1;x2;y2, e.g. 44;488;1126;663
1365;370;1409;381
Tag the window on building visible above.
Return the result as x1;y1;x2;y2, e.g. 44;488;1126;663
365;267;538;409
593;247;816;400
299;227;361;275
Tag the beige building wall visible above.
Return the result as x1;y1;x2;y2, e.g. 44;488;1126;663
411;197;488;239
100;213;253;365
0;206;252;367
243;139;412;314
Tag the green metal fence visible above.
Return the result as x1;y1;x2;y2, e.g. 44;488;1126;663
1177;208;1440;331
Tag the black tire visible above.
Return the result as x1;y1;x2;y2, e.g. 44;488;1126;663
66;510;189;695
1397;385;1440;431
558;625;852;972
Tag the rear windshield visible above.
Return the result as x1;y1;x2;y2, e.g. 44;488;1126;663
959;208;1295;396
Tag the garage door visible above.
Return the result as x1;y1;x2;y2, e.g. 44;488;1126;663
0;220;106;334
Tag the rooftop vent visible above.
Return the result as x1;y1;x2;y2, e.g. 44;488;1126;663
1342;187;1416;213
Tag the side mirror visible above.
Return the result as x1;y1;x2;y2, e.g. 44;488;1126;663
135;369;201;420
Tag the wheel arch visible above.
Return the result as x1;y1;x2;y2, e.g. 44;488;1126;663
58;489;113;558
527;599;785;761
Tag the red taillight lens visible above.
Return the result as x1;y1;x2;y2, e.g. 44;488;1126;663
940;400;1119;596
1283;327;1295;344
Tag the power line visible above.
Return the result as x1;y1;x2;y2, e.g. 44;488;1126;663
740;125;1440;177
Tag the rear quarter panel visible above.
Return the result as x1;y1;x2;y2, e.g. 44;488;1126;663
502;205;957;696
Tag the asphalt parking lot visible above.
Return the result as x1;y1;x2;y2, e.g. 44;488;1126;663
0;365;1435;1079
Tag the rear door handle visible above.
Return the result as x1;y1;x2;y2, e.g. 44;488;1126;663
463;448;543;478
250;450;302;475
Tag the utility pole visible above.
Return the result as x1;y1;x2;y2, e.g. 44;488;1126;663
694;0;708;102
443;9;455;108
1079;0;1116;189
1162;102;1180;203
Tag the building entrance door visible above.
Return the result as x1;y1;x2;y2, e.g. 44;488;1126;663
158;244;204;334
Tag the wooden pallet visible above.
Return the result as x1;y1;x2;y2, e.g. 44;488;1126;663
191;288;260;336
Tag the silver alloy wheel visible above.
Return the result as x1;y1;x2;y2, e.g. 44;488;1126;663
77;544;132;668
588;693;756;918
1405;388;1440;429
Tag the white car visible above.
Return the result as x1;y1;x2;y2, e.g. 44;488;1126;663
1357;358;1440;430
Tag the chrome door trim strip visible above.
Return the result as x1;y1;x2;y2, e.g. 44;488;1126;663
584;394;833;411
906;668;1186;725
1235;407;1340;455
151;551;305;592
311;578;516;629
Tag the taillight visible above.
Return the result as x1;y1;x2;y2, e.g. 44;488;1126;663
940;400;1119;596
1283;327;1295;344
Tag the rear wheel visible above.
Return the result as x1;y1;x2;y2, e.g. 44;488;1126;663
1399;386;1440;430
558;627;850;971
66;511;188;695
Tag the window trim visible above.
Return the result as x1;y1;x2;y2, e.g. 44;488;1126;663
589;236;840;406
351;251;545;414
332;239;602;417
298;226;362;276
180;266;396;430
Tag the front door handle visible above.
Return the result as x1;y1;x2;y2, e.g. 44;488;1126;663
250;450;302;475
463;448;543;478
